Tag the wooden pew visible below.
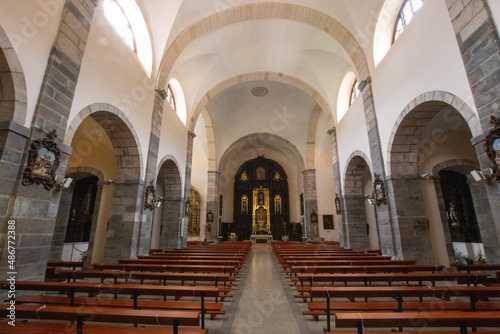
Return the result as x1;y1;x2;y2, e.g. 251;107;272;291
295;272;488;301
0;304;200;334
119;258;243;270
58;270;233;287
304;300;500;321
334;311;500;334
92;263;238;277
13;294;226;320
1;281;220;329
290;264;444;276
456;263;500;273
0;321;207;334
310;285;500;332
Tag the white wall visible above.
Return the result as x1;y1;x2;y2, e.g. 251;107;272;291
336;96;371;185
0;0;63;127
371;0;477;174
315;113;339;241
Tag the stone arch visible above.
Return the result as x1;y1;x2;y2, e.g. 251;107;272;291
50;166;105;263
200;108;217;171
65;103;143;182
66;103;144;261
430;159;499;264
0;24;27;125
157;3;369;89
384;91;480;264
387;91;480;176
343;152;372;250
305;105;322;169
157;156;183;249
188;72;335;133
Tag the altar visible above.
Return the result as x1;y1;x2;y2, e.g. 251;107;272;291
250;234;273;245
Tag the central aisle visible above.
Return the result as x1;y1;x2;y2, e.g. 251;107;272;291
218;243;318;334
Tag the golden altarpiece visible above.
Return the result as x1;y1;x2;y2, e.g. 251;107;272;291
225;156;294;241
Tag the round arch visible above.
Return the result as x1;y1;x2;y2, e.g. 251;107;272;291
0;24;27;125
157;3;369;93
65;103;143;182
387;91;480;176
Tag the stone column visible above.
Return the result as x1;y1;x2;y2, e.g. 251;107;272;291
137;91;165;254
343;195;370;251
446;0;500;262
302;169;318;239
385;176;434;264
206;170;220;241
361;83;403;259
180;131;196;247
161;197;182;249
327;128;347;246
104;181;143;262
0;0;98;281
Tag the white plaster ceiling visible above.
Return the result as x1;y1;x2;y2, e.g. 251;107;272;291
137;0;386;166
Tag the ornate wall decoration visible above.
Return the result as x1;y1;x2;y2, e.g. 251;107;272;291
240;171;248;181
188;186;201;236
335;194;341;215
274;195;282;214
373;173;387;206
22;129;61;190
144;183;155;210
485;115;500;183
256;166;266;180
241;195;248;214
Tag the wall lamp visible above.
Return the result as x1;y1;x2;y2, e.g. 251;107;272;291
364;194;375;205
470;170;493;182
54;177;73;191
103;179;114;185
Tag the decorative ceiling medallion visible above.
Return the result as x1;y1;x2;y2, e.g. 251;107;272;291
251;86;268;97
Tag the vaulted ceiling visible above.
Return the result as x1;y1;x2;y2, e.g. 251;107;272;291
136;0;388;165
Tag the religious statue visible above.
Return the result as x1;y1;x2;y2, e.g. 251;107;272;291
274;195;281;214
241;195;248;214
274;171;280;181
258;191;264;205
256;166;265;180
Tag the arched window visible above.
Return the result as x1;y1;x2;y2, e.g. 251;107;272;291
103;0;153;76
166;85;176;112
349;80;360;107
394;0;423;41
168;78;187;125
337;72;357;122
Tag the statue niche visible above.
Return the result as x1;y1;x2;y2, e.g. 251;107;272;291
255;206;267;232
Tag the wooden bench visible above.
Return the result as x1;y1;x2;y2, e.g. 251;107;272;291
334;311;500;334
297;272;488;287
1;281;220;329
13;294;226;319
310;285;500;331
0;304;200;334
119;259;243;270
290;264;444;276
0;321;208;334
92;263;238;277
303;300;500;321
456;263;500;273
58;270;233;287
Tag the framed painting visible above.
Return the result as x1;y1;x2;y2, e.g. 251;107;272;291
485;115;500;183
22;130;60;190
323;215;334;230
